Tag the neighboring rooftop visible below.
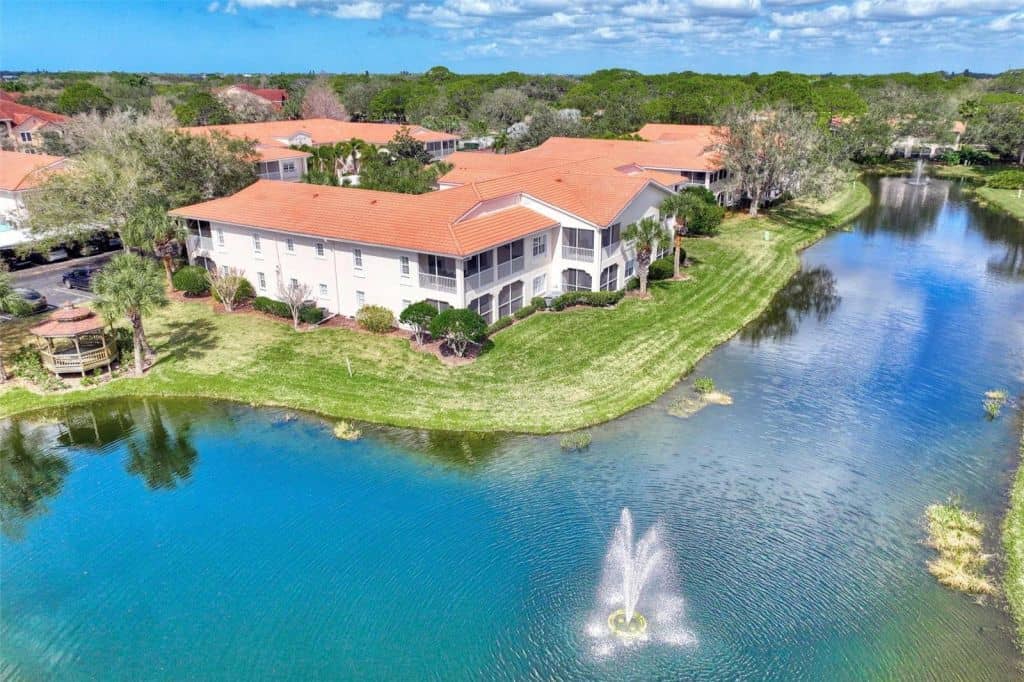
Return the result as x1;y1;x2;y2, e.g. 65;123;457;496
635;123;719;142
220;84;289;110
0;150;66;191
0;98;68;130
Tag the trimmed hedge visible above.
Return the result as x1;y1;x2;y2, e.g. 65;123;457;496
530;296;547;309
172;265;210;296
253;296;292;318
514;303;538;320
357;305;395;333
550;290;624;311
300;306;325;324
487;315;514;335
649;257;674;281
211;277;255;305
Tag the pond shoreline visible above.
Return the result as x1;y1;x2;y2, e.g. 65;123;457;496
0;181;871;434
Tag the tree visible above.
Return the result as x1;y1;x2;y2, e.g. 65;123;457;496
358;155;451;195
493;131;510;154
0;268;29;382
399;301;438;345
173;92;233;126
57;81;112;115
475;88;530;128
121;204;184;286
428;308;486;358
712;105;842;216
970;102;1024;164
301;78;349;120
277;277;312;330
386;127;432;164
659;187;723;277
339;137;376;174
208;267;246;312
623;216;670;295
92;254;168;376
218;88;276;123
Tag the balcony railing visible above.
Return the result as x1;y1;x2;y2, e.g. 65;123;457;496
562;245;594;262
419;272;457;293
601;243;621;260
496;256;524;279
188;235;215;253
40;345;116;374
464;267;495;292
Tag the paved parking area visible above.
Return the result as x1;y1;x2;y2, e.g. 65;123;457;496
10;252;112;308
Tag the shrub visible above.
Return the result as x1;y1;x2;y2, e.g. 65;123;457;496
648;258;674;281
513;303;537;320
399;301;438;344
253;296;292;318
694;376;715;394
625;276;639;291
429;308;487;357
530;296;547;309
357;305;395;333
211;277;255;305
299;306;325;325
333;421;361;441
171;265;210;296
983;389;1008;419
560;431;592;451
987;170;1024;190
487;315;514;335
10;346;65;391
550;290;624;311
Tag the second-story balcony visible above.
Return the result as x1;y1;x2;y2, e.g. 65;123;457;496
464;267;495;292
562;245;594;262
419;272;457;293
496;255;524;279
188;235;214;254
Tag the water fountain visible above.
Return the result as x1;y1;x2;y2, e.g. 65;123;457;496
907;158;929;186
586;508;696;656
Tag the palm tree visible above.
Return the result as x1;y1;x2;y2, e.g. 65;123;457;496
623;216;670;296
92;254;167;376
658;193;703;279
121;204;184;288
493;131;510;155
339;138;374;175
0;269;28;383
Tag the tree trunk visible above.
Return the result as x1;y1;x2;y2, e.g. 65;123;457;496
130;313;152;365
292;310;300;330
131;323;144;376
638;260;649;295
749;189;761;216
673;229;682;279
161;255;173;288
0;344;6;383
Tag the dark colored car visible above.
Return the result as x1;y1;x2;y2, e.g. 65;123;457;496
13;288;48;314
62;267;99;291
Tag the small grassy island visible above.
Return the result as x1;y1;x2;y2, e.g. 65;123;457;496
925;502;996;596
0;181;869;433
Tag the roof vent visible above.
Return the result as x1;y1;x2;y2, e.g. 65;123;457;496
370;199;377;205
312;192;319;198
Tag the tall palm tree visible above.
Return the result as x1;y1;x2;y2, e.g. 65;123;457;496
658;193;704;279
493;131;510;155
92;254;168;376
121;204;184;288
623;216;671;296
0;269;28;383
339;137;373;175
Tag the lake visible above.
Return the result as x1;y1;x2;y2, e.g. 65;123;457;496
2;176;1023;680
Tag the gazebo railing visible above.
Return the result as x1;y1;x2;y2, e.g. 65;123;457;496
39;346;116;374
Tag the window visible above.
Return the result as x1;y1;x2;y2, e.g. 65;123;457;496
625;259;636;279
562;227;594;250
421;254;455;278
356;290;366;307
286;238;295;252
252;233;262;253
289;277;299;289
216;228;225;247
497;239;524;266
220;265;228;277
464;251;492;276
319;283;329;298
401;299;412;310
19;132;32;142
282;161;296;173
257;272;267;290
532;235;547;257
353;248;363;268
256;161;280;177
426;299;452;313
601;223;621;249
532;274;547;297
498;281;524;318
468;294;493;323
315;242;325;258
400;255;410;275
600;264;619;291
562;268;592;292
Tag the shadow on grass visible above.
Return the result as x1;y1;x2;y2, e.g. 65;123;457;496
156;317;217;366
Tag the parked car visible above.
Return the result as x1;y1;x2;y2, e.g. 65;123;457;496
62;267;99;291
105;232;123;251
31;245;69;264
13;288;47;314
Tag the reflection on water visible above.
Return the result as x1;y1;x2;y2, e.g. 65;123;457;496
741;266;841;344
125;402;199;490
966;200;1024;280
0;421;70;540
858;177;950;238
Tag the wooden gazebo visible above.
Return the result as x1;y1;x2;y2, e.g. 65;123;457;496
30;306;117;377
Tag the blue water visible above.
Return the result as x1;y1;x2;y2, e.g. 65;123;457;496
2;178;1023;679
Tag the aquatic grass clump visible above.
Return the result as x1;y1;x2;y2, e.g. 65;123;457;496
693;377;715;394
983;390;1008;420
333;421;362;441
925;502;996;596
560;431;592;451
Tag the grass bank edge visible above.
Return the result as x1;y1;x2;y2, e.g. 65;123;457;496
1004;416;1024;650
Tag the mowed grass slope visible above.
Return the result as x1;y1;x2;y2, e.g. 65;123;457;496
0;181;870;433
975;187;1024;222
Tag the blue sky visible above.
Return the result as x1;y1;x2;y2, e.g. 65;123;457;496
1;0;1022;75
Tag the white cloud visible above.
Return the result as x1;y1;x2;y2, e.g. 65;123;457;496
689;0;762;15
207;1;221;11
989;10;1024;31
331;1;384;17
465;41;503;54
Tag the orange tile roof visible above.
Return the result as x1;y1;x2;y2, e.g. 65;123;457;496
255;146;312;162
0;150;66;191
180;118;458;149
170;155;673;256
0;99;67;128
635;123;719;142
533;136;722;171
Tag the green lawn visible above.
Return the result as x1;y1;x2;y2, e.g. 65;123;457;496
975;186;1024;222
0;181;870;432
1005;421;1024;650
